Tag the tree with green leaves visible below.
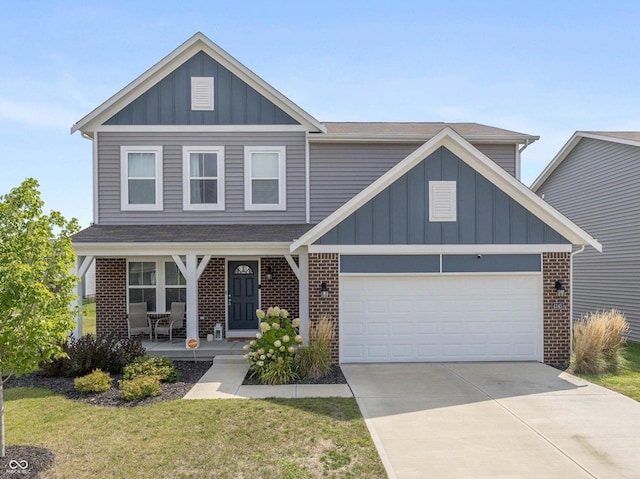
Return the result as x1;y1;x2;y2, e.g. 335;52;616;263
0;178;79;457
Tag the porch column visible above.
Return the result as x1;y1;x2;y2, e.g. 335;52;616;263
73;255;94;338
298;251;309;343
173;254;211;348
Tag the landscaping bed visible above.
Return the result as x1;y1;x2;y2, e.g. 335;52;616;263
5;360;211;407
242;364;346;385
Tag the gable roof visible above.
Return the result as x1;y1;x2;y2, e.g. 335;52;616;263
291;127;601;252
530;131;640;192
71;32;326;135
312;122;539;144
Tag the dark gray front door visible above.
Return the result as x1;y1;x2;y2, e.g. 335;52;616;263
228;261;259;330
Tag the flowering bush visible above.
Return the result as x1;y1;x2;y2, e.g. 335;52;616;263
244;306;304;384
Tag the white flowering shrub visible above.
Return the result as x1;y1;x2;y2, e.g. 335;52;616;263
243;307;304;384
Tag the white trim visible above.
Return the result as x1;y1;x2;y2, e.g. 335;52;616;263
77;255;95;278
71;33;326;134
182;146;225;211
120;145;163;211
305;132;310;224
171;255;187;278
244;146;287;211
428;181;457;222
283;254;300;280
307;244;573;254
226;329;260;339
92;132;99;223
225;257;261;335
292;127;601;252
94;124;309;133
196;255;212;278
190;77;214;111
74;242;292;257
339;271;542;277
515;143;521;181
308;134;539;144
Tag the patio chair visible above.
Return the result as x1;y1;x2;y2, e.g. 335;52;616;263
127;302;152;341
155;302;186;343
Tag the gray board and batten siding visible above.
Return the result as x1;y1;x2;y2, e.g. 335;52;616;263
317;146;569;245
309;142;517;223
105;51;299;126
536;137;640;342
340;254;541;273
97;131;305;225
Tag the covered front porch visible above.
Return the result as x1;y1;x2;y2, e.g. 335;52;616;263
143;339;248;360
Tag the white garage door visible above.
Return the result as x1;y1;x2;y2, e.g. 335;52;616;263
340;274;542;363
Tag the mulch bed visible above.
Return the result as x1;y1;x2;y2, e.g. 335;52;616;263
242;364;347;385
0;445;54;479
4;360;212;408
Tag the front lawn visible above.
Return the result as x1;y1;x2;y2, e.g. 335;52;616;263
5;388;386;478
82;301;96;336
574;341;640;401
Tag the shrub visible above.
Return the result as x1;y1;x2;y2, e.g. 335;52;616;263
244;307;304;385
573;309;629;374
123;356;178;383
119;375;162;401
40;334;146;377
298;316;335;380
74;369;112;394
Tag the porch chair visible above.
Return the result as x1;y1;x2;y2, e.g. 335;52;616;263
155;302;186;343
127;302;152;341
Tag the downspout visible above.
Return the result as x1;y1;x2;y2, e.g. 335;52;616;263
569;245;586;354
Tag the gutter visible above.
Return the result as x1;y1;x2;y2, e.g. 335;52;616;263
569;245;586;354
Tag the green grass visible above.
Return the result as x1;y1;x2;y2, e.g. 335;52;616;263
5;388;386;479
575;341;640;401
82;301;96;336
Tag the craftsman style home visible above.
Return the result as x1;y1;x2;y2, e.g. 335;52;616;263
72;33;600;366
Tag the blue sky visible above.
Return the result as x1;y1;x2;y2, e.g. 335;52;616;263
2;1;640;228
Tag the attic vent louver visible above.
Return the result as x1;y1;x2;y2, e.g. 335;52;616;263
429;181;457;222
191;77;214;111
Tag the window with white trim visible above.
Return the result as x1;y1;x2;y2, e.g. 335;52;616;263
191;77;214;111
120;146;163;211
183;146;225;210
127;260;186;313
429;181;457;222
244;146;286;211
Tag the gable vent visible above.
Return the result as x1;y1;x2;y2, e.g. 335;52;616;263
191;77;214;111
429;181;457;222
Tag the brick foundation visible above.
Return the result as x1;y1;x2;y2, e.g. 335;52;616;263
260;257;299;318
308;253;340;363
198;258;226;338
95;258;128;338
543;252;571;367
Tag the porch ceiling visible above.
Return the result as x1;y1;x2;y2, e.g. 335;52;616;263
72;224;316;244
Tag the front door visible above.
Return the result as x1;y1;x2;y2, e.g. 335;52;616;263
227;261;259;330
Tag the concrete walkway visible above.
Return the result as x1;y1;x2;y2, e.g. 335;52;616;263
343;362;640;479
183;355;353;399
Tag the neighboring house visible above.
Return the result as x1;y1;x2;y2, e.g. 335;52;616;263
71;32;601;366
532;132;640;342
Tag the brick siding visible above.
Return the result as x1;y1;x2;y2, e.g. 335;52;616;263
95;258;128;338
197;257;226;338
260;257;299;317
308;253;340;362
543;252;571;367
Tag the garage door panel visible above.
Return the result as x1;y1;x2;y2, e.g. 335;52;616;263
340;274;542;363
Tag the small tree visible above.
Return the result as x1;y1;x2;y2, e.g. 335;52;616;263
0;178;79;456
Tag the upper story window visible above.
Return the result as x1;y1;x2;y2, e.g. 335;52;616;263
120;146;163;211
429;181;457;222
191;77;214;111
182;146;225;210
244;146;286;211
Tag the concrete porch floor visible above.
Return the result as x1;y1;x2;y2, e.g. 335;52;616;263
142;339;248;360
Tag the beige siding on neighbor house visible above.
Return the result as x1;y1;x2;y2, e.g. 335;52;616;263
537;137;640;342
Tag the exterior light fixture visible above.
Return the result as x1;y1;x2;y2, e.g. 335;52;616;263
265;266;273;281
214;323;223;341
555;280;565;297
320;282;329;299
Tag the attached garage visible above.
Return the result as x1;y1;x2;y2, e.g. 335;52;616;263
340;273;542;363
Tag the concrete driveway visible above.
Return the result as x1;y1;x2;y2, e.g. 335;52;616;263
342;362;640;479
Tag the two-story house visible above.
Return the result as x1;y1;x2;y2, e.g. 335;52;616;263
71;33;600;366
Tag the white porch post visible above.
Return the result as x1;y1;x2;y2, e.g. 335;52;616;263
173;254;211;349
298;250;309;343
73;255;95;339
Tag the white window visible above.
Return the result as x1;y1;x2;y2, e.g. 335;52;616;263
191;77;214;111
244;146;286;211
182;146;225;210
127;260;186;313
120;146;163;211
429;181;457;222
